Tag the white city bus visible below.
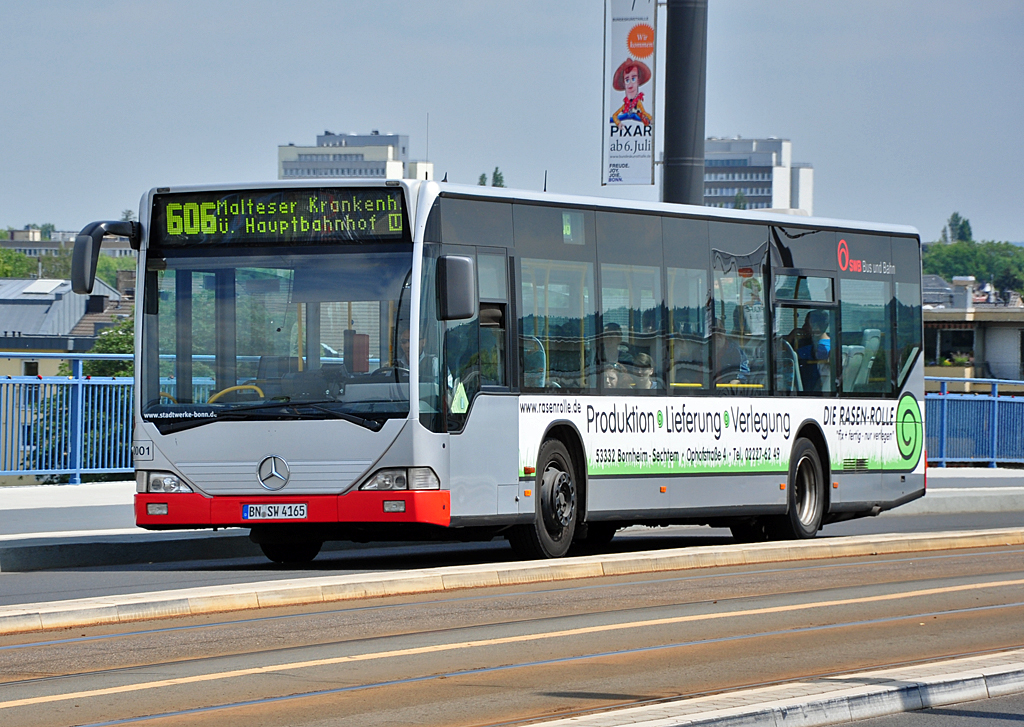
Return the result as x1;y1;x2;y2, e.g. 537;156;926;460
72;180;925;562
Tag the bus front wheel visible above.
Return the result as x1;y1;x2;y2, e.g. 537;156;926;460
768;438;825;540
259;540;323;564
508;439;578;559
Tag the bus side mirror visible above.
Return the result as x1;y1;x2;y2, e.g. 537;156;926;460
438;255;477;321
72;221;139;294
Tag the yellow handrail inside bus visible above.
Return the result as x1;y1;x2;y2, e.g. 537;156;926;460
207;384;265;403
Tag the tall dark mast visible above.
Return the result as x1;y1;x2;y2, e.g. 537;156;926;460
661;0;708;206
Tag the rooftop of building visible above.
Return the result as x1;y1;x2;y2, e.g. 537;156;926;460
0;278;120;340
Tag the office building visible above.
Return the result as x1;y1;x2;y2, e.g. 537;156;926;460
278;131;433;181
0;235;135;259
704;137;814;215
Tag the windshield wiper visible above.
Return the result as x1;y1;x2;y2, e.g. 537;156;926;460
302;403;383;431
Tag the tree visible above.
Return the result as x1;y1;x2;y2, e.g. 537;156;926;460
0;249;35;277
95;255;136;289
39;223;55;241
86;314;135;376
923;239;1024;293
733;191;748;210
39;249;72;279
120;209;137;222
941;212;972;243
477;173;487;186
491;167;505;188
58;314;134;377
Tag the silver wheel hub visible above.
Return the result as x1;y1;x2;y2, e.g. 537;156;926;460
794;455;818;527
541;465;575;531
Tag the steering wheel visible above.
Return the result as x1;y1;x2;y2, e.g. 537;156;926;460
371;365;410;381
159;392;178;404
207;384;265;404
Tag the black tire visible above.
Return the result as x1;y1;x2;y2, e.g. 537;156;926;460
259;540;323;564
767;438;825;540
508;439;578;559
730;519;769;543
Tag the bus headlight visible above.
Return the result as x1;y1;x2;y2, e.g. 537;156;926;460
361;469;408;490
360;467;439;491
145;471;193;493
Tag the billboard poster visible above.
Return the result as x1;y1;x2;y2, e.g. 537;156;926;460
602;0;657;186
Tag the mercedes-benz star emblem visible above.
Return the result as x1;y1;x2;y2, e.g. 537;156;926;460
257;456;290;491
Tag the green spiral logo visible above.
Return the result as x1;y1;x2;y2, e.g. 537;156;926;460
896;394;923;467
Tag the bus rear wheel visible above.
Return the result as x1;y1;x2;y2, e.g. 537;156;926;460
768;438;825;540
259;540;323;564
508;439;578;559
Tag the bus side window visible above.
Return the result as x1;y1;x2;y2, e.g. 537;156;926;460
840;279;893;395
479;304;505;386
477;253;507;388
518;258;597;392
514;204;598;393
892;236;922;388
599;263;662;392
667;267;710;391
711;251;768;393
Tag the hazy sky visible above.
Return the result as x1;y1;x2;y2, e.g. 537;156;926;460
2;1;1022;241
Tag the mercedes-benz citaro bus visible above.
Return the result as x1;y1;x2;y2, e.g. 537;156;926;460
71;180;925;563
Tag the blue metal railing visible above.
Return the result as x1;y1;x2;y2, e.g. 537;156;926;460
0;352;134;483
925;376;1024;468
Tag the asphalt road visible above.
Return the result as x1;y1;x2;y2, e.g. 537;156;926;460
1;511;1023;608
2;543;1023;727
0;509;1019;610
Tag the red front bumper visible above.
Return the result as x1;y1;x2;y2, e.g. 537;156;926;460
135;490;451;528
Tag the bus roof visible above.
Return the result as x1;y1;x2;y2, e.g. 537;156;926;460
141;179;920;239
429;182;921;239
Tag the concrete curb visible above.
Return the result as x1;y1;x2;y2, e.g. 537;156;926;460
897;487;1024;515
1;527;1022;636
525;649;1024;726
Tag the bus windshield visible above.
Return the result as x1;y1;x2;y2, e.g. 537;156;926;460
141;245;414;433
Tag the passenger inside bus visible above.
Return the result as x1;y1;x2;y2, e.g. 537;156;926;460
712;311;750;386
793;309;831;392
600;322;633;366
601;362;630;390
630;352;663;389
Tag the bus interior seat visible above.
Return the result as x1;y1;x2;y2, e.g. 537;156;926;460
669;337;706;385
257;356;299;381
855;330;881;387
842;345;865;390
776;339;802;392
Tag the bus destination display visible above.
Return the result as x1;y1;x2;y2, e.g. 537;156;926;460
151;187;405;246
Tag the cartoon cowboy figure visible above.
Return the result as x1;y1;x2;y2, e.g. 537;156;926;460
610;58;653;127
